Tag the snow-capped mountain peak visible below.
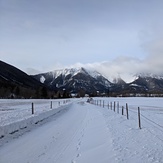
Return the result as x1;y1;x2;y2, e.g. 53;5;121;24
33;67;112;94
32;66;163;96
49;67;103;80
135;73;163;79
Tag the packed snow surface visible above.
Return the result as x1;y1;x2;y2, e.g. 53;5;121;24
0;97;163;163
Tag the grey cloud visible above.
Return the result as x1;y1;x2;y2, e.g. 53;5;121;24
67;57;143;82
70;52;163;83
141;24;163;74
1;0;163;79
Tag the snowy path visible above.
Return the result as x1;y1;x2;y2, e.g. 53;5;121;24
0;99;163;163
0;101;114;163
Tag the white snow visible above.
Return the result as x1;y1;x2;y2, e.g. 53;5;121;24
0;97;163;163
51;68;82;79
137;73;163;79
40;76;46;83
50;67;106;80
0;99;73;139
86;69;101;78
129;83;141;87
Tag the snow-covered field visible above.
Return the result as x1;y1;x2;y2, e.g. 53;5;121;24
0;99;72;126
0;99;75;140
0;97;163;163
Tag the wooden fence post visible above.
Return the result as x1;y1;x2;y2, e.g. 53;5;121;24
111;102;112;110
51;101;52;109
126;103;129;119
114;101;116;112
138;107;141;129
32;102;34;114
117;101;119;114
122;106;124;115
108;102;109;109
103;100;105;108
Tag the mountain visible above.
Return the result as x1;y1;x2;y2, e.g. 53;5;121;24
0;60;44;88
110;73;163;96
129;75;163;93
0;60;46;98
32;67;112;95
1;60;163;98
33;67;163;97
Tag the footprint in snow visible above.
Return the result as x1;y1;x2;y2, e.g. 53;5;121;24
77;146;80;150
76;153;81;158
78;141;81;146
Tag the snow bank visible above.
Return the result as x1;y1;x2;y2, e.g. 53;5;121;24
0;103;72;138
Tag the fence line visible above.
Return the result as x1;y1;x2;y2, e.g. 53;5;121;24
30;100;70;115
89;99;163;131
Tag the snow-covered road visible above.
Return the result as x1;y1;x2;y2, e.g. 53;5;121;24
0;99;163;163
0;101;113;163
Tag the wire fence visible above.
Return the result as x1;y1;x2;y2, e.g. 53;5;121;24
88;98;163;142
0;99;71;126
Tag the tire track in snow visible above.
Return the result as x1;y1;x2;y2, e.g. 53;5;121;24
47;101;90;163
72;104;116;163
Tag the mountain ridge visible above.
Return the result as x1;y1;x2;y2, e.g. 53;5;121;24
32;67;163;96
32;67;112;95
1;60;163;97
0;60;49;98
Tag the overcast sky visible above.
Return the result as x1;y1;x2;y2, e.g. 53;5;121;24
1;0;163;81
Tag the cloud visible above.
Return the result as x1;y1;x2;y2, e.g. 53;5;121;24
141;24;163;75
1;0;163;82
25;68;41;75
5;21;163;83
62;56;143;83
24;28;163;83
67;49;163;83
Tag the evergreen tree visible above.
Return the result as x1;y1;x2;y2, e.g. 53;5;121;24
41;87;48;98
